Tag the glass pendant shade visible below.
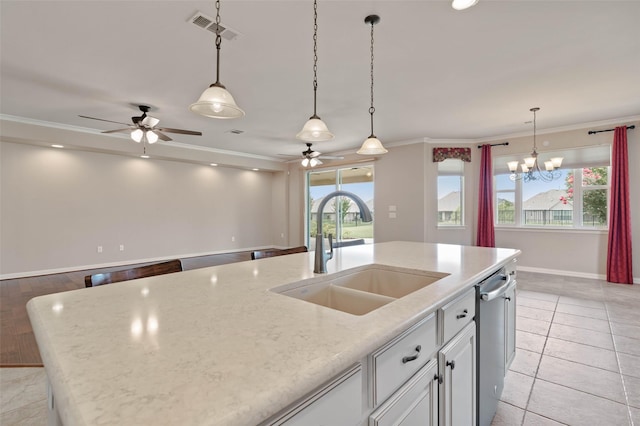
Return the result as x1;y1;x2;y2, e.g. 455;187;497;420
507;161;519;173
190;84;245;119
357;136;388;155
296;117;334;142
146;130;159;144
301;158;310;167
524;156;536;168
551;157;563;168
131;129;144;143
452;0;479;10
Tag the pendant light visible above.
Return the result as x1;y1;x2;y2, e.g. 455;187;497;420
357;15;387;156
296;0;334;142
452;0;479;10
190;0;244;119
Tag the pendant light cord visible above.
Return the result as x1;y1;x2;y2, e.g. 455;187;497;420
214;0;222;86
369;19;376;138
312;0;319;118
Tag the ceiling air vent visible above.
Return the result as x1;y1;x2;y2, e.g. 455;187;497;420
188;12;240;41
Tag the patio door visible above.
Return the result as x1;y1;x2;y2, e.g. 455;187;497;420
306;165;374;250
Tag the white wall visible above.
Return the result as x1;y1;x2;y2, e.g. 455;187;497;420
0;142;278;277
374;143;427;243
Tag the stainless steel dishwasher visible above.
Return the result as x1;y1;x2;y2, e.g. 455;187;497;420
475;267;516;426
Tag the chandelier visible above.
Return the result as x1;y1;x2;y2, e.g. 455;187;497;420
508;107;563;182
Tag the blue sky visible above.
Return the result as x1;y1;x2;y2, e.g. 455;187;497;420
310;182;374;202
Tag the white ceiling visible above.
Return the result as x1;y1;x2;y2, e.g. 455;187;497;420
2;0;639;162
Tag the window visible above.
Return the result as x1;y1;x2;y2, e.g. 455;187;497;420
437;159;464;226
306;165;374;249
494;145;610;229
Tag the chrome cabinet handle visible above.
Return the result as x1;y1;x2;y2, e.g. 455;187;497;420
456;309;468;319
402;345;422;364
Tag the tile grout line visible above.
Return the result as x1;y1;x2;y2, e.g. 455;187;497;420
519;294;558;425
606;302;636;426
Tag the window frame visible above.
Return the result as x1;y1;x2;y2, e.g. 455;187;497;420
493;166;610;230
436;158;465;228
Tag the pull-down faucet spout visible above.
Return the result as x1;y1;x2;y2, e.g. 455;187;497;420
314;191;373;273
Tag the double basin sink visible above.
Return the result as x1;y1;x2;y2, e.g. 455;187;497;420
271;266;449;315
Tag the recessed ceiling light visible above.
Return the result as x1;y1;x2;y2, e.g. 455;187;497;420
210;163;218;166
51;144;64;149
140;155;150;159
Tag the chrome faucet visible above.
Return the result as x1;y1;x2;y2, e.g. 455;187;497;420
314;190;373;273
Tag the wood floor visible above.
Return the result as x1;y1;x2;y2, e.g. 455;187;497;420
0;251;255;367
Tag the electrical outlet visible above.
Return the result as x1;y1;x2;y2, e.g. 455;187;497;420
119;244;125;251
97;246;103;253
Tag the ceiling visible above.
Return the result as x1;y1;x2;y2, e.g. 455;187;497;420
1;0;639;163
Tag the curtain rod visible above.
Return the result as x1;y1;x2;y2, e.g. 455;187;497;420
477;142;509;149
588;125;635;135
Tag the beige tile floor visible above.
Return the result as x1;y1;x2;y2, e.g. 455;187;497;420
492;271;640;426
1;271;639;425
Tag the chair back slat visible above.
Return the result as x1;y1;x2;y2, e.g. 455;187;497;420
85;259;183;287
251;246;308;260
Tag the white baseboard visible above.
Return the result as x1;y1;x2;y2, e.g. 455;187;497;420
0;246;274;280
518;266;639;285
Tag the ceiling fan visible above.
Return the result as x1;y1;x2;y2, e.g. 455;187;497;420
79;105;202;143
300;143;343;167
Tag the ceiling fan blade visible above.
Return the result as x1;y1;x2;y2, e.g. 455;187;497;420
154;131;172;142
319;155;344;160
156;127;202;136
101;128;132;134
309;151;322;158
78;115;130;126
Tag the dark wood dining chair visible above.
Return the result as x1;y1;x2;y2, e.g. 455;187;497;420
250;246;308;260
84;259;183;287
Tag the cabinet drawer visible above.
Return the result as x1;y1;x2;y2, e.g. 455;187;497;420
439;288;475;344
273;365;363;426
371;313;437;407
369;359;438;426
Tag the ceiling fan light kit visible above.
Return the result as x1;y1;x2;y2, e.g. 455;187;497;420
357;14;388;156
190;0;244;120
296;0;334;142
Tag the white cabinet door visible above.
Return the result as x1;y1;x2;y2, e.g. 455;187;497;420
369;359;438;426
271;366;363;426
504;282;516;373
438;322;476;426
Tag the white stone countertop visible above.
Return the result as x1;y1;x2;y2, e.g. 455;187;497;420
27;241;520;425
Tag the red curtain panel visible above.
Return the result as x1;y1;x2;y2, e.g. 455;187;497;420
476;145;495;247
607;126;634;284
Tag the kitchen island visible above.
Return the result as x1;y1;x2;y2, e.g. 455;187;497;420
27;241;520;425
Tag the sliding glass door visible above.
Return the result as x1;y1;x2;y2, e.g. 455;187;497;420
306;165;374;250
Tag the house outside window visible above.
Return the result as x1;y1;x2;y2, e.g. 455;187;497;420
437;159;464;227
494;145;610;229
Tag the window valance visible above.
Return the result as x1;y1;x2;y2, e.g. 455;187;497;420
432;147;471;163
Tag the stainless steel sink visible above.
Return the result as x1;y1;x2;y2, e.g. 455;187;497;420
272;267;449;315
